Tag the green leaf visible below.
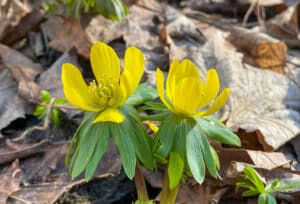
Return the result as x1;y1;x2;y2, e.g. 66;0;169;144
196;124;218;178
68;112;99;178
51;108;61;126
172;118;192;172
186;125;205;184
33;105;46;119
125;83;158;106
242;189;260;197
272;181;300;193
210;145;220;170
85;124;110;181
40;90;51;103
236;181;257;192
95;0;129;21
54;98;68;104
110;122;136;179
152;114;177;162
196;116;240;146
168;152;184;190
119;105;155;170
243;166;265;194
138;102;167;112
265;179;280;193
258;194;277;204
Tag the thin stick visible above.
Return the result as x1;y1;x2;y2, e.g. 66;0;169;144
13;98;55;142
242;0;257;27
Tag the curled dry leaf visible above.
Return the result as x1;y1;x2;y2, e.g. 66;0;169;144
0;9;44;45
0;68;28;130
85;15;127;43
0;43;42;103
228;26;287;74
191;31;300;151
41;16;92;59
265;4;300;47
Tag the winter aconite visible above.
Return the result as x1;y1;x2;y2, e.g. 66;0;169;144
62;42;144;123
156;59;230;117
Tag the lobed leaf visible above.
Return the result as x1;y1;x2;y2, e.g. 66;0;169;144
186;125;205;184
152;113;177;162
110;122;136;179
119;105;155;170
197;116;240;146
85;124;110;180
196;124;218;178
168;152;184;190
125;83;158;106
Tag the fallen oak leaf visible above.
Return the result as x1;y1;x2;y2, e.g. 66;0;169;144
227;26;287;74
191;31;300;151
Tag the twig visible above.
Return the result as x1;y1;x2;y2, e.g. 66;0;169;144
13;98;55;142
9;195;32;204
0;140;49;165
242;0;257;27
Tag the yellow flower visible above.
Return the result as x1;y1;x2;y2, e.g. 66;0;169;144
156;59;230;118
62;42;144;123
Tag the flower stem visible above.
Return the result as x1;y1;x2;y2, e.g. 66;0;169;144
160;165;180;204
134;161;149;201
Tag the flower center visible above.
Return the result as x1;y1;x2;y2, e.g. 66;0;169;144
88;77;121;109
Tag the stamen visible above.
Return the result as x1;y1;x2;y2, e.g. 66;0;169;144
88;76;121;109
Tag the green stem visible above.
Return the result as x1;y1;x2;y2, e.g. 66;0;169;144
134;161;149;201
160;165;180;204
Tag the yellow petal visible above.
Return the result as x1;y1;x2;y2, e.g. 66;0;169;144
193;88;230;117
90;42;120;83
166;59;179;103
167;59;201;105
198;69;220;108
172;77;202;114
61;63;100;112
156;68;173;110
119;46;144;103
93;108;125;123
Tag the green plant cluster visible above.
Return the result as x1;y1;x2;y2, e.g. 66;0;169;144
43;0;129;21
236;166;300;204
34;90;67;125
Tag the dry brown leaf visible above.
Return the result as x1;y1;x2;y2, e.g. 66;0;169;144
41;16;92;59
228;27;287;74
217;148;293;180
0;43;42;80
191;31;300;151
265;4;300;47
123;0;169;71
0;160;22;203
165;7;206;44
0;43;42;103
85;15;127;43
0;9;43;45
0;68;29;130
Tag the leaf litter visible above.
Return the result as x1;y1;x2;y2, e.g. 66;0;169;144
1;0;300;203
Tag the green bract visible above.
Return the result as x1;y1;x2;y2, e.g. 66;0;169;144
65;84;158;180
153;112;241;185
